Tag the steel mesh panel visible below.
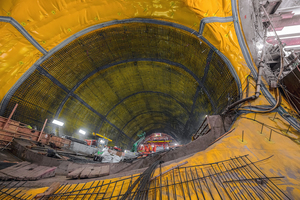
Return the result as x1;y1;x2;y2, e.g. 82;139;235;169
40;23;210;90
4;22;239;142
203;52;238;113
4;70;67;132
75;61;196;118
59;96;103;135
99;121;130;148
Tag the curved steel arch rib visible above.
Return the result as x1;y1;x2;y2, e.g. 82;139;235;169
0;18;241;116
120;110;186;132
97;91;190;133
54;58;216;118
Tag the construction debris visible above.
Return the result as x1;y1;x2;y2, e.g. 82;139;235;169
34;182;61;199
67;165;110;179
0;161;57;181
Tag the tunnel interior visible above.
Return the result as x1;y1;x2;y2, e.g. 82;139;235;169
3;22;239;148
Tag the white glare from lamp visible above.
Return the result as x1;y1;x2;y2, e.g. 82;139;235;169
79;129;86;135
100;139;105;144
256;43;264;50
52;119;64;126
175;143;178;146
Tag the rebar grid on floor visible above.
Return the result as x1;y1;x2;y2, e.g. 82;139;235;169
0;155;291;200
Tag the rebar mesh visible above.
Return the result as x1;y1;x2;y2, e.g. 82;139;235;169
3;22;239;148
0;155;290;200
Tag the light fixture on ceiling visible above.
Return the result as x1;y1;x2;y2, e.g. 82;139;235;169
79;129;86;135
52;119;64;126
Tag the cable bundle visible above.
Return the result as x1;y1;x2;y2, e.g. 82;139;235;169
120;160;164;200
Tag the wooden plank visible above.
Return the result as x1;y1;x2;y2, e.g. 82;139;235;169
80;166;94;179
99;165;110;177
0;172;13;180
67;167;85;179
67;163;82;174
3;103;18;129
12;164;38;180
29;166;57;181
0;162;31;173
25;166;49;180
0;163;36;180
0;162;56;181
34;182;60;199
88;166;103;178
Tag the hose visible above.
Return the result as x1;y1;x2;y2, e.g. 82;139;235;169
223;6;283;114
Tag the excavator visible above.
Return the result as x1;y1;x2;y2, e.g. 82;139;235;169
131;132;146;152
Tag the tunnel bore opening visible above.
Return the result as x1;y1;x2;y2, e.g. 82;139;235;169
3;22;240;149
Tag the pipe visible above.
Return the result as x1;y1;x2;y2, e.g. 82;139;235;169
222;59;264;114
223;7;284;114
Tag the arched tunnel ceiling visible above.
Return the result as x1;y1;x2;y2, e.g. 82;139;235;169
0;0;299;149
2;22;239;147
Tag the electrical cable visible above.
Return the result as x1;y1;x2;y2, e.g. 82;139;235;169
225;8;285;114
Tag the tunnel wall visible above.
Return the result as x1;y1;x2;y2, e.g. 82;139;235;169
3;23;239;148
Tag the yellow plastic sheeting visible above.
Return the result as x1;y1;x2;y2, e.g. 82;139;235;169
149;112;300;198
19;112;300;199
185;0;232;18
156;112;300;197
0;0;236;103
0;22;41;100
0;0;290;113
202;21;291;110
0;0;283;112
0;0;201;102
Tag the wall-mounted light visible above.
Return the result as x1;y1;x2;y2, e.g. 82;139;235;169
79;129;86;135
52;119;64;126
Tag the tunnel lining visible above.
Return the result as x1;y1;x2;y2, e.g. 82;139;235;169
0;18;242;116
1;20;241;147
54;58;215;119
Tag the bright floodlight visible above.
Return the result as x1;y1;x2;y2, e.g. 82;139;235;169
52;119;64;126
79;129;86;135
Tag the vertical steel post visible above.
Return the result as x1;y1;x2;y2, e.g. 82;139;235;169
37;119;48;142
273;112;277;121
242;131;244;142
286;125;291;133
3;104;18;129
